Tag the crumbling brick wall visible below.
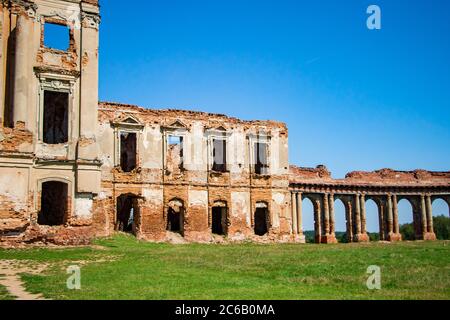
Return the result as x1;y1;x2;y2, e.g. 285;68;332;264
96;102;291;242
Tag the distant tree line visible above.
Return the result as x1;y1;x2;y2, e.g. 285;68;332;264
303;215;449;243
400;215;449;240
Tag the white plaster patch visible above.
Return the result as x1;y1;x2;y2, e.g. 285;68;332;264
189;189;207;207
0;168;28;212
35;143;69;159
97;191;110;200
74;196;93;219
272;192;285;205
142;127;162;169
231;191;250;226
43;52;62;66
191;122;206;170
229;129;246;173
98;124;114;167
142;188;163;205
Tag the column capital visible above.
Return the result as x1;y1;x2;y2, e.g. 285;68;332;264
81;12;101;30
10;0;37;18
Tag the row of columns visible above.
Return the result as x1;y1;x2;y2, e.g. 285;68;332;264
291;192;438;243
291;192;304;241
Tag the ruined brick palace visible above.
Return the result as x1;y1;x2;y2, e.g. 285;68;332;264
0;0;449;245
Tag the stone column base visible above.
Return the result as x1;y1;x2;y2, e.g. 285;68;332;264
295;233;306;243
387;232;402;242
354;233;370;242
423;232;436;241
320;234;338;244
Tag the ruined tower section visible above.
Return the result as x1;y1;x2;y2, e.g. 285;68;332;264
0;0;101;243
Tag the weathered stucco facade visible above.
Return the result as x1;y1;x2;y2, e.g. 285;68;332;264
0;0;449;245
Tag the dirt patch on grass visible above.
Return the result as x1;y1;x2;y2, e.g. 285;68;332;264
0;260;49;300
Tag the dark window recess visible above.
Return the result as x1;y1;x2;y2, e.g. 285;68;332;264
38;181;68;226
212;138;227;172
120;132;137;172
167;207;184;235
44;23;69;51
254;208;269;236
254;142;269;175
116;194;137;234
43;91;69;144
212;207;227;235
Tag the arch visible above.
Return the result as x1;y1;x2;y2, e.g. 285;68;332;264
333;197;348;243
116;193;139;234
431;197;449;217
365;198;380;241
431;198;450;240
396;198;415;240
213;200;227;208
38;180;69;226
254;201;270;236
211;200;228;236
301;196;315;243
301;194;322;243
168;198;184;212
396;196;425;240
166;198;185;236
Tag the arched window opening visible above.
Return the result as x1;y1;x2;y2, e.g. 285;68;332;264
211;201;228;236
167;199;185;236
116;194;139;235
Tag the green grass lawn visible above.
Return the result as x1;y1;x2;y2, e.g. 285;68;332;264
0;284;14;300
1;234;449;300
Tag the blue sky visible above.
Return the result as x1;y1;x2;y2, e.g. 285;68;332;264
97;0;449;231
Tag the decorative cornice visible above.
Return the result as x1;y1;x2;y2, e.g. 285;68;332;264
34;66;81;78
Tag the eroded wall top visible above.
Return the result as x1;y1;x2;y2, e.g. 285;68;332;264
290;165;450;186
99;102;288;133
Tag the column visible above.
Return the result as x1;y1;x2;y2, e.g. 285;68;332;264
291;192;298;235
354;194;361;235
420;195;427;236
296;192;303;235
387;194;394;234
378;201;385;241
323;193;330;235
13;14;30;127
329;194;335;234
360;194;367;234
314;199;321;243
426;195;433;233
0;5;5;121
79;16;100;143
77;12;102;194
346;200;353;242
392;194;399;234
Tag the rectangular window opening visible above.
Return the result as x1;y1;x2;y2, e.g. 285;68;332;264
38;181;68;226
254;142;269;175
120;132;137;172
212;138;227;172
167;135;184;169
44;22;70;51
43;90;69;144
